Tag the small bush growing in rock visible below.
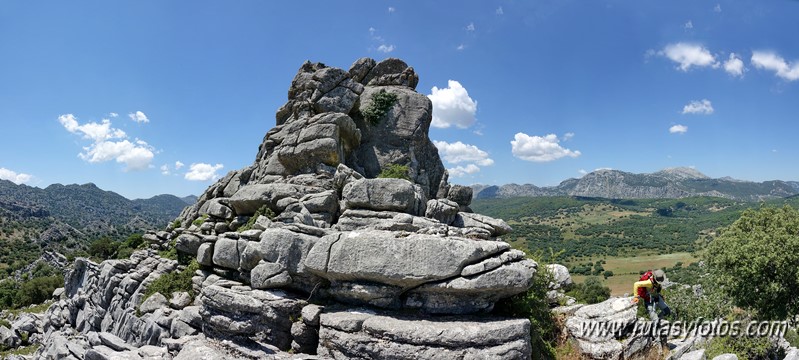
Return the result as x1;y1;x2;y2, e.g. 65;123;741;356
237;205;276;232
494;258;557;360
192;214;208;226
144;260;200;302
378;164;410;181
362;89;397;125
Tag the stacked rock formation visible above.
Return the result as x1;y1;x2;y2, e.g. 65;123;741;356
35;58;538;359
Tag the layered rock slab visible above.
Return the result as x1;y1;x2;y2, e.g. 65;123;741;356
317;309;531;359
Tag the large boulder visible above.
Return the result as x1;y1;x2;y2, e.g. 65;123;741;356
318;309;531;359
342;178;420;214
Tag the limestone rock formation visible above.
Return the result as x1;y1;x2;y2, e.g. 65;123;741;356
33;58;537;359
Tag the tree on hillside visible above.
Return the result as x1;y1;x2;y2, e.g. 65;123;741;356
704;205;799;320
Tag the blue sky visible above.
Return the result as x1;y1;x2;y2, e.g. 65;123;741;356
2;1;798;199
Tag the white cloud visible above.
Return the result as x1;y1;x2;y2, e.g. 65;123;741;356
388;6;395;13
682;99;714;115
58;114;126;142
0;168;33;185
466;22;475;31
434;140;493;178
160;164;170;175
377;44;395;53
79;139;154;171
714;4;722;12
175;161;185;169
669;124;688;134
563;132;575;141
58;113;154;171
496;6;504;15
448;164;481;177
128;111;149;123
724;53;745;77
684;21;693;29
456;44;465;51
433;141;494;166
428;80;478;129
751;51;799;81
185;163;224;181
109;112;119;118
660;43;718;71
578;169;588;176
511;133;581;162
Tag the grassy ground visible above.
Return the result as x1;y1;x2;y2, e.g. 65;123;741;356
570;252;698;296
528;203;650;240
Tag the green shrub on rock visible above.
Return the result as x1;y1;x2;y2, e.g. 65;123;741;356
362;89;397;125
378;164;410;181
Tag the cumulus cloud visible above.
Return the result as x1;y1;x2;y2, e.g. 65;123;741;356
175;161;185;169
58;113;154;171
751;51;799;81
388;6;395;13
660;43;718;71
79;139;154;171
128;111;149;123
433;140;493;178
724;53;745;77
682;99;714;115
160;164;170;175
428;80;478;129
466;22;475;31
433;141;494;166
714;4;722;12
563;132;575;141
109;112;119;118
496;7;504;15
0;168;33;185
58;114;126;142
578;169;588;176
185;163;224;181
511;133;581;162
669;124;688;134
448;164;481;177
684;21;693;29
377;44;395;53
456;44;465;51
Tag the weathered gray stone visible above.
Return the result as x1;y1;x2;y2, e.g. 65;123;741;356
0;325;19;349
349;57;376;83
424;198;459;224
342;178;418;214
362;58;419;89
99;331;133;351
228;183;323;215
196;242;214;266
682;349;706;360
250;261;291;289
211;238;244;270
170;319;199;338
306;230;509;288
201;198;234;220
547;263;574;290
170;291;192;309
175;233;203;255
318;309;531;359
447;185;473;207
452;212;512;237
139;293;168;314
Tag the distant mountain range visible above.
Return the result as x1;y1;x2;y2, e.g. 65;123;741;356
471;167;799;201
0;180;189;247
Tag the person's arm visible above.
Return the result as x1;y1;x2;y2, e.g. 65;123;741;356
633;279;653;298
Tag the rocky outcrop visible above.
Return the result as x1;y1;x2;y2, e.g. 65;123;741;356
317;309;532;359
33;58;537;359
562;297;665;359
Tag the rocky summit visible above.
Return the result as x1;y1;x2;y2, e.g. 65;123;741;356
31;58;538;359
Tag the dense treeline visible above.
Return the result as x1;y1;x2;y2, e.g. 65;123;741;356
471;196;799;261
